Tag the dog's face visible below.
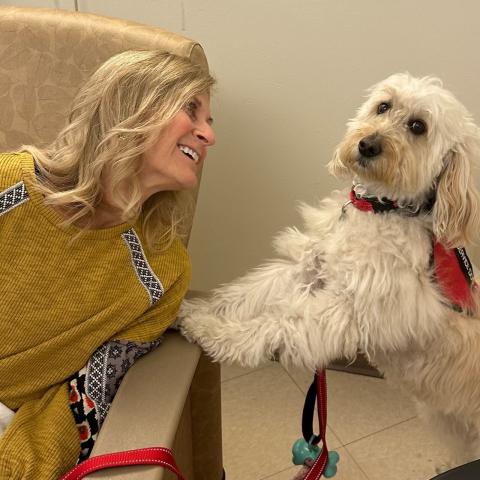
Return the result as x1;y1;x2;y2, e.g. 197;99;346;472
329;73;479;203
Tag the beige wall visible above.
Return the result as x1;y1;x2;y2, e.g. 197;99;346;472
4;0;480;290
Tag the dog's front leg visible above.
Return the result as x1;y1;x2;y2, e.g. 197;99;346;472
179;251;355;370
178;227;320;367
179;258;306;367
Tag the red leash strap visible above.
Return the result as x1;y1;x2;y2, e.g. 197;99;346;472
59;447;185;480
304;369;329;479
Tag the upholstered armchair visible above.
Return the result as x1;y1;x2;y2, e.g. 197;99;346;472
0;6;223;480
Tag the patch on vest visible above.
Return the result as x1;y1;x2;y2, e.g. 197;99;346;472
433;242;476;313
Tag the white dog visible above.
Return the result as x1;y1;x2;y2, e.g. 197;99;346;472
179;73;480;469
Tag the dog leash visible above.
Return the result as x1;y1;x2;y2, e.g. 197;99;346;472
291;369;339;479
59;447;185;480
61;373;337;480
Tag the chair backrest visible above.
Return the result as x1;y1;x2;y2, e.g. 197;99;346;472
0;6;209;243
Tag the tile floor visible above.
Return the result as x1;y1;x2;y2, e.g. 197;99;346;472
220;362;451;480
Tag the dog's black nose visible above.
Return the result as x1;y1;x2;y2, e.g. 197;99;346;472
358;134;382;158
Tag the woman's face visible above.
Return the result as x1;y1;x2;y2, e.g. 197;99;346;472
139;93;215;197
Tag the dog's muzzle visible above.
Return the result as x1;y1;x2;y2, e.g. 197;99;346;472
358;134;382;164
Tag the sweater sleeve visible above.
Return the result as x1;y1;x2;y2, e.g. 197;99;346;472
0;382;80;480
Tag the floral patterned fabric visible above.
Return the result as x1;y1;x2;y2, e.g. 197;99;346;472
69;339;161;462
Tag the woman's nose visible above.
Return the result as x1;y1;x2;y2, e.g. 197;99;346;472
195;123;216;146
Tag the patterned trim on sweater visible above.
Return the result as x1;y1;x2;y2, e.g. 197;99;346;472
69;339;161;462
0;182;29;217
121;228;165;306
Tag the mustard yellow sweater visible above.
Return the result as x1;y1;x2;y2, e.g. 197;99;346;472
0;152;191;479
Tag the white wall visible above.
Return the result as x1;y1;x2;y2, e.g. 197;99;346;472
0;0;73;8
3;1;480;290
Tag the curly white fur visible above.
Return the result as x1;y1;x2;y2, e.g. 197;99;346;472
179;73;480;469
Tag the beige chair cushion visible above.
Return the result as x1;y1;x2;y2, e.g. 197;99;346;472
0;6;207;150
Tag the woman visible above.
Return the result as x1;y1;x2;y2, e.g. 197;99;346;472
0;49;215;479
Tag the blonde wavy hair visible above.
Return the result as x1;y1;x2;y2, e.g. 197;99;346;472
23;50;215;250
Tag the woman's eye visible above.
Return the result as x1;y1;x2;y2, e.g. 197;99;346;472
408;119;427;135
377;102;391;114
184;101;197;120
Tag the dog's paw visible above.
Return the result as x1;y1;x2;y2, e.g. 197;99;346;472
177;297;214;345
170;298;201;332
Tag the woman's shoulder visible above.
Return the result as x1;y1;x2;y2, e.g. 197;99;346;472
0;151;32;189
151;236;191;267
146;236;191;283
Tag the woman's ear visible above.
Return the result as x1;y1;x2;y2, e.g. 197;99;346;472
433;136;480;247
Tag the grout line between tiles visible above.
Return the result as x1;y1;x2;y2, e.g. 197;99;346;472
258;467;293;480
220;363;273;383
341;444;372;480
282;364;309;394
342;415;418;447
258;464;295;480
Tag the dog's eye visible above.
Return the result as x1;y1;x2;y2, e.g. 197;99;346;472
408;119;427;135
377;102;391;114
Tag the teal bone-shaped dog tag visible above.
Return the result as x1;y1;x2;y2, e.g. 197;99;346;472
292;437;340;477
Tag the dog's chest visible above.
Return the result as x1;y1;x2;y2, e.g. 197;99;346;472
319;208;432;289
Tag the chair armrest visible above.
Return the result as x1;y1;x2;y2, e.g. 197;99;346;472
86;331;202;479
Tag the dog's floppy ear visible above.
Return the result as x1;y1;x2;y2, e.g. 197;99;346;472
433;134;480;247
328;144;350;179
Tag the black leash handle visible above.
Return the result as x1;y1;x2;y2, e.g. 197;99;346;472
302;374;321;446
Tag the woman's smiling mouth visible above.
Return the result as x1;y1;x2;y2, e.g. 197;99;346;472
178;144;200;163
